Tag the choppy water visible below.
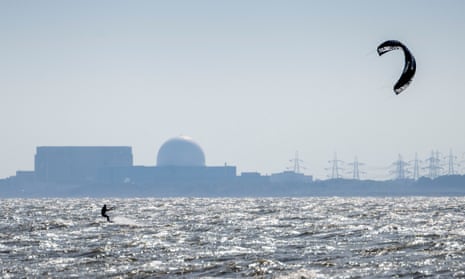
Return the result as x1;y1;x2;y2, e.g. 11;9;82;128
1;197;465;278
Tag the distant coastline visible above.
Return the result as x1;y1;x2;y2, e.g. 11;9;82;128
1;174;465;198
1;143;465;198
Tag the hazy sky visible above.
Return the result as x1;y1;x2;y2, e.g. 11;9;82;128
1;1;464;180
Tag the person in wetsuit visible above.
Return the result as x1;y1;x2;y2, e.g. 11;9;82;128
101;204;113;222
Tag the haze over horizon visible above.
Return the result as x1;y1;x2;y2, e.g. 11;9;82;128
1;1;464;180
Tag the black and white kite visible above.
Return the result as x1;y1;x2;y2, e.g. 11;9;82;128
377;40;416;95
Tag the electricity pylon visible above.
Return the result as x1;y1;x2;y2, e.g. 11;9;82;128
408;152;421;180
289;151;305;173
347;156;365;180
390;154;408;180
327;153;344;179
445;149;459;175
424;150;442;179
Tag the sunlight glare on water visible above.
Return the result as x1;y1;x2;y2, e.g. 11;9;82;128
1;197;465;278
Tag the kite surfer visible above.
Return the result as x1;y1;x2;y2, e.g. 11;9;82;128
101;204;114;222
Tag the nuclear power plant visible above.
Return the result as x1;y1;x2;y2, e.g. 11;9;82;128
1;136;312;197
2;136;465;197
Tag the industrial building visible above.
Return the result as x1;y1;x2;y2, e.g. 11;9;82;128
1;136;313;196
31;136;240;185
35;146;133;184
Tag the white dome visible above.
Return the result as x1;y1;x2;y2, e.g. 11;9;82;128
156;136;206;167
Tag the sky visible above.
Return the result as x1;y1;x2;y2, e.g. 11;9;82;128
1;0;465;180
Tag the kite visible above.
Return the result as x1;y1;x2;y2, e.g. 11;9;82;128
377;40;416;94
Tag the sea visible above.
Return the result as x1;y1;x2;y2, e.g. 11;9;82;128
1;197;465;278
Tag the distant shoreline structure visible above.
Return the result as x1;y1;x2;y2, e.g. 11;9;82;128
1;139;465;197
2;173;465;198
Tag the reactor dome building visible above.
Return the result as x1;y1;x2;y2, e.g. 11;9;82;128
157;136;206;167
90;136;238;187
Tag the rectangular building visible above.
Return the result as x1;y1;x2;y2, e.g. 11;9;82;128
96;165;237;185
35;146;133;183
